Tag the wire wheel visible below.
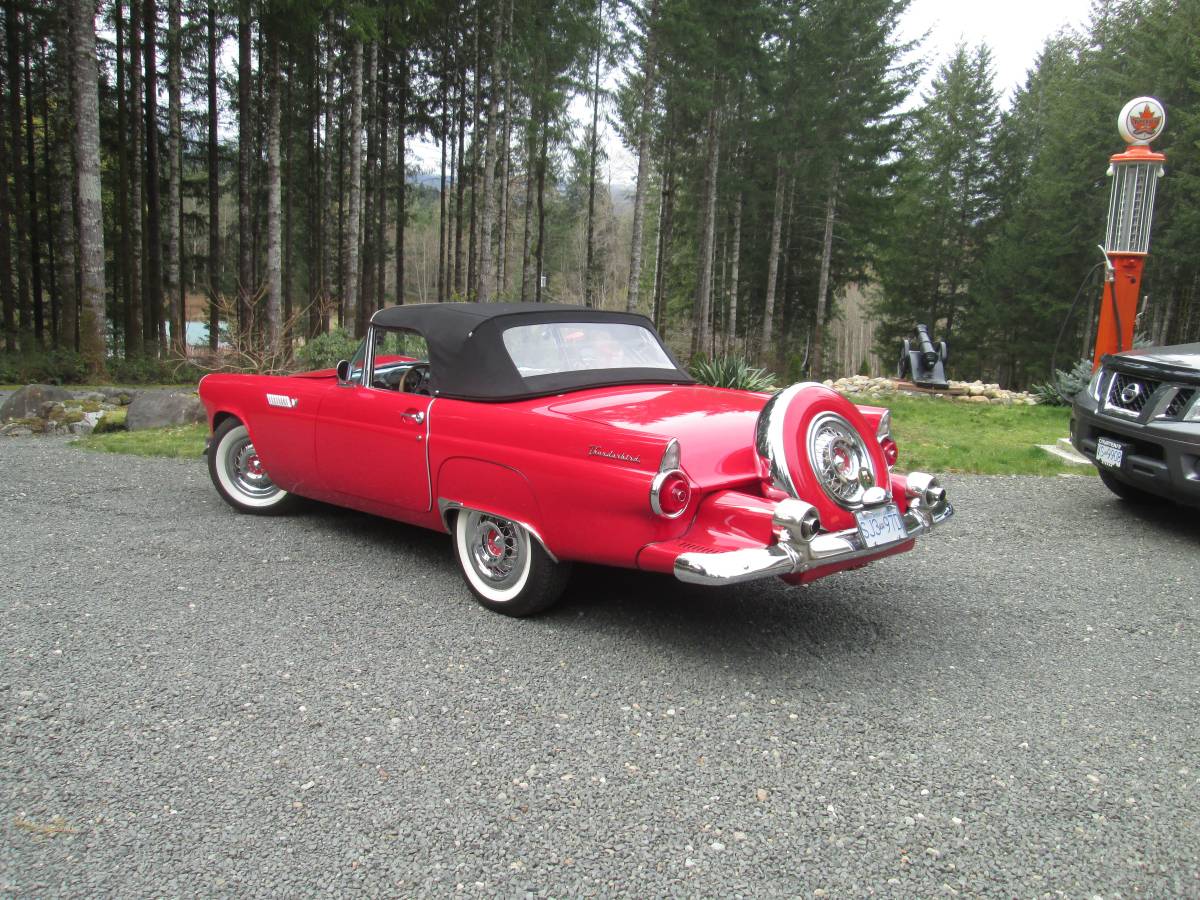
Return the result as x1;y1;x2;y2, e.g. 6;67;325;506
807;412;874;508
462;511;529;595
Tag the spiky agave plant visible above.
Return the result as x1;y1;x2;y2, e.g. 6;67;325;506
690;355;779;392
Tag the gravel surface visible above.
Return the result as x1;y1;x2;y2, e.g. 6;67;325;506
2;437;1197;897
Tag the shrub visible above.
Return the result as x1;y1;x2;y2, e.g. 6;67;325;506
106;354;205;384
294;328;359;372
1030;358;1093;406
0;349;89;385
690;355;778;392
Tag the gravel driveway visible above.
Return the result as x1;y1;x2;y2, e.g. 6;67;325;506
2;438;1197;896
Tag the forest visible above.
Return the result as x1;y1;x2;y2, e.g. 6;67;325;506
1;0;1198;386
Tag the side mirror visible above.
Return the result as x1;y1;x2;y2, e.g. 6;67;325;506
336;359;352;384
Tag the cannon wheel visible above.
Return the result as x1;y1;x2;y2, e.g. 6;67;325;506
939;341;948;364
898;339;911;379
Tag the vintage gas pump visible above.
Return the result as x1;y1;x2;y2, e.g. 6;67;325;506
1092;97;1167;369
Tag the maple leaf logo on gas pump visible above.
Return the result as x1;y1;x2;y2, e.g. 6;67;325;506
1129;104;1162;138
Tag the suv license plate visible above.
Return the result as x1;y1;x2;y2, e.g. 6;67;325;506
856;503;906;549
1096;437;1124;469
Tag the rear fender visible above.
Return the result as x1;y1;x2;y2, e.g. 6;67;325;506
435;458;555;559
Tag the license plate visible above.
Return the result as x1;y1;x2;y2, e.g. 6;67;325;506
1095;437;1124;469
855;503;906;549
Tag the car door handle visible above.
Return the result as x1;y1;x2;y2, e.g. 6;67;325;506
400;410;425;424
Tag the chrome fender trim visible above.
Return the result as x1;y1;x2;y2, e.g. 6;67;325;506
754;382;826;498
437;498;559;563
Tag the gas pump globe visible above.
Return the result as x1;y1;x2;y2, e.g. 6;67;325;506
1093;97;1166;368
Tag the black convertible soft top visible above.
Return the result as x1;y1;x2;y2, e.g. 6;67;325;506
369;302;695;401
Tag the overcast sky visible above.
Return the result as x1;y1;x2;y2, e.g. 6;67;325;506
410;0;1097;182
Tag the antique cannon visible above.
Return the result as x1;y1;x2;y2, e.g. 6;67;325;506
898;324;949;389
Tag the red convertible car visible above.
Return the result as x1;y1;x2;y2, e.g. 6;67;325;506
199;303;953;616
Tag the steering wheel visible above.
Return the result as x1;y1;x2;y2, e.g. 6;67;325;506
400;363;432;396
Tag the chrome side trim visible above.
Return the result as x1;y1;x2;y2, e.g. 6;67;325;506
423;399;435;512
673;490;954;587
437;498;559;563
754;382;825;498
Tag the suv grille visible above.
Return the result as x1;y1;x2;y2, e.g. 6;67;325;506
1106;372;1161;414
1163;388;1195;419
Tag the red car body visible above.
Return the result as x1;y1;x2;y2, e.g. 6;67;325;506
199;303;952;615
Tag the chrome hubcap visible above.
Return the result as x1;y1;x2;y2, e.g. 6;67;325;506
226;436;278;499
465;511;525;588
808;412;873;507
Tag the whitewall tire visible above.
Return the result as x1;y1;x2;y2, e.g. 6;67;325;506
452;509;570;616
208;419;297;515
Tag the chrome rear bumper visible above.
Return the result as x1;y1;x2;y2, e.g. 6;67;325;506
673;489;953;586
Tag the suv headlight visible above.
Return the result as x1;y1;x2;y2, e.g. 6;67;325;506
1087;367;1104;401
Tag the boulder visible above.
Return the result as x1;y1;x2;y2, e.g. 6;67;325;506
100;388;137;406
125;391;205;431
0;384;74;422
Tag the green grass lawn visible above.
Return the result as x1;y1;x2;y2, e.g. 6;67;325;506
71;394;1087;476
73;423;208;459
849;394;1090;477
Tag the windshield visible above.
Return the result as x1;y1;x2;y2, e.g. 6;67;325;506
502;322;678;377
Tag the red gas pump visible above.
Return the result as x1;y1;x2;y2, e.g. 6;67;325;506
1092;97;1167;369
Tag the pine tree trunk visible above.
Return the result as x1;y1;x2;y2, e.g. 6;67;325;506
727;191;741;350
360;42;376;328
476;19;502;304
282;55;293;339
21;19;43;346
467;12;481;301
236;5;253;342
166;0;182;353
53;42;77;353
519;114;536;301
265;37;282;355
810;160;840;379
71;0;105;375
306;35;320;336
206;0;218;350
691;101;720;358
584;42;601;308
436;55;447;303
375;51;388;311
5;2;30;350
0;52;13;351
115;5;134;351
40;38;58;345
143;0;163;351
760;154;785;362
496;100;511;297
396;53;408;305
453;72;466;297
535;119;548;302
652;139;673;333
495;1;513;296
320;28;334;329
625;0;659;313
344;38;364;336
127;0;144;356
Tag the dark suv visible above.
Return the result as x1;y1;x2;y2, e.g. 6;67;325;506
1071;343;1200;507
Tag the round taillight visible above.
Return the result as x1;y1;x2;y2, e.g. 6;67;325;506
651;470;691;518
881;437;898;467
